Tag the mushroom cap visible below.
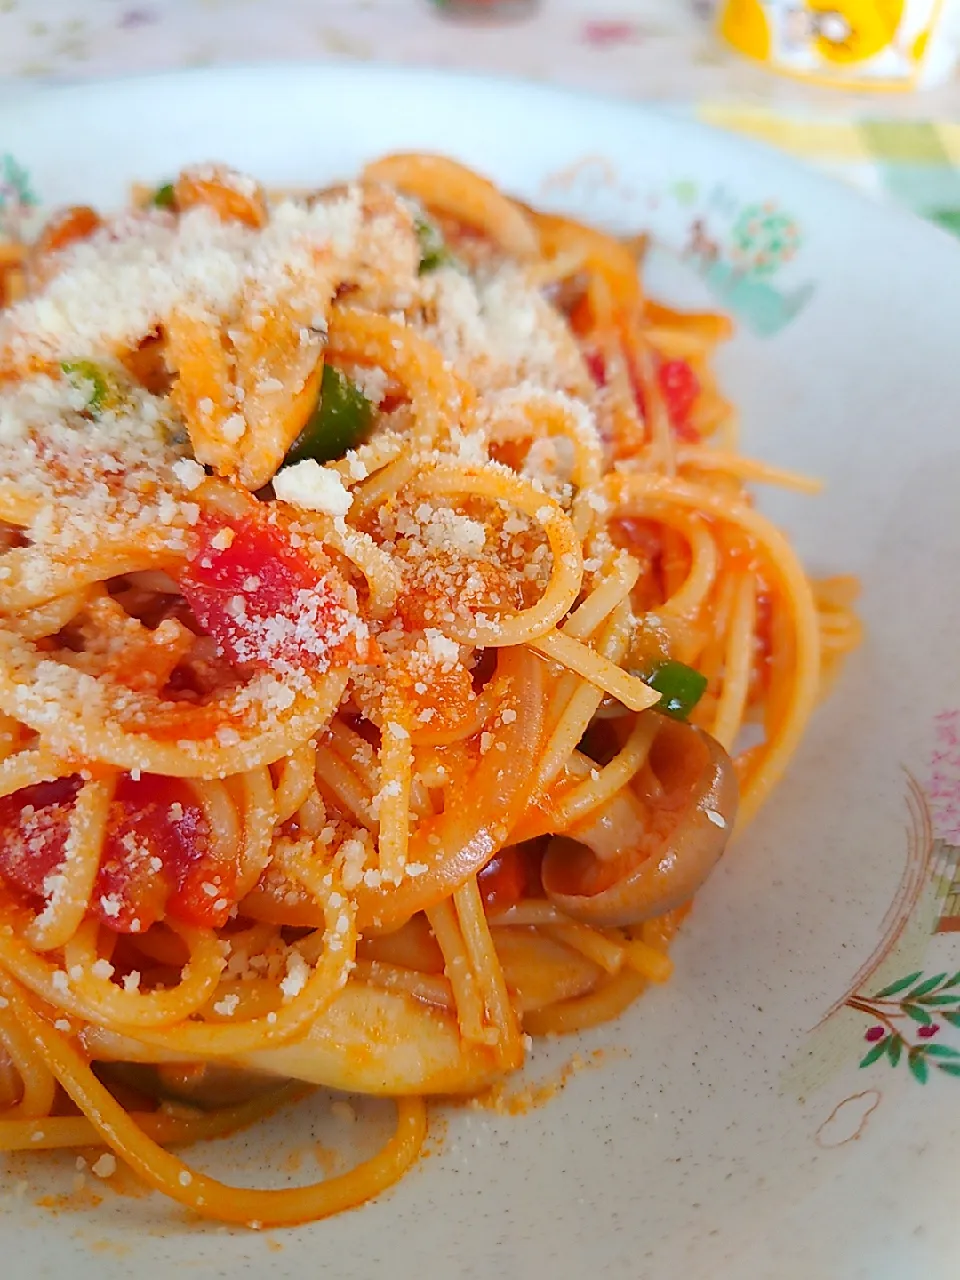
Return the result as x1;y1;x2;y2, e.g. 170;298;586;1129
541;719;738;928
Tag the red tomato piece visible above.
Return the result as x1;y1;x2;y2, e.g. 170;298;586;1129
657;359;701;440
106;774;235;931
478;848;530;912
0;774;235;933
179;514;375;672
621;342;701;443
584;350;606;387
0;776;79;901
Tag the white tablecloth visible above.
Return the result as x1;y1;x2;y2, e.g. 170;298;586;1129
1;0;958;117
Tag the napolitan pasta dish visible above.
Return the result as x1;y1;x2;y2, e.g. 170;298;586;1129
0;155;859;1227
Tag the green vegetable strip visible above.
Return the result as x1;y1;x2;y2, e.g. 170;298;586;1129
283;364;375;467
152;182;176;210
641;660;708;721
414;215;453;274
60;360;110;414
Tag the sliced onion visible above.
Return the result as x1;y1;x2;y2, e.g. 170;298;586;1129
84;983;502;1096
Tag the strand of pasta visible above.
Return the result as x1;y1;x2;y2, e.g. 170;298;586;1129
0;1081;310;1152
407;463;584;646
233;767;278;898
522;968;653;1037
9;590;91;641
453;875;522;1068
561;551;639;640
0;745;69;800
531;629;660;713
675;447;822;494
634;338;677;476
534;600;632;793
620;936;673;983
314;739;375;829
606;472;821;824
0;632;350;777
711;574;757;752
273;743;318;826
316;516;401;618
81;904;356;1057
425;898;496;1046
490;902;672;983
25;774;117;952
482;394;604;539
362;153;539;259
545;922;624;974
407;679;499;747
352;959;454;1011
0;969;426;1228
0;534;184;615
0;154;858;1229
377;697;414;885
189;776;241;870
0;1003;57;1119
329;308;464;449
62;920;227;1028
657;512;720;621
0;916;226;1027
325;719;380;792
545;713;658;832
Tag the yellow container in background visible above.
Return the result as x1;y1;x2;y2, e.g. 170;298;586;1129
717;0;960;90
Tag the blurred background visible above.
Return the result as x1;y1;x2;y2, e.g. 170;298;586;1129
3;1;960;235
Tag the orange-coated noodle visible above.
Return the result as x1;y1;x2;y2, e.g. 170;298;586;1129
0;155;858;1226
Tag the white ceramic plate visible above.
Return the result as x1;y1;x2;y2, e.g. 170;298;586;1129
2;66;960;1280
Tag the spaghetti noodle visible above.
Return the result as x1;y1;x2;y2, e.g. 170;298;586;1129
0;155;859;1226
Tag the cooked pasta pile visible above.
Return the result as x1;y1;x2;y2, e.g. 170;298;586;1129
0;156;859;1226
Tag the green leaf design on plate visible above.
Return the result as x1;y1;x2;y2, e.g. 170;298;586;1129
935;1061;960;1077
941;1010;960;1029
886;1034;903;1067
921;1043;960;1060
908;1046;929;1084
859;1036;891;1068
915;993;960;1007
905;973;948;999
942;971;960;990
902;1003;933;1025
0;154;37;209
871;971;923;999
671;180;698;205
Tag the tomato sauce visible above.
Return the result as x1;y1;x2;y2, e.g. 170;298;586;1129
0;773;235;933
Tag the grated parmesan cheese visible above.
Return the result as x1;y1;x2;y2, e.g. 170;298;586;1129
279;950;310;1000
424;628;460;668
273;460;353;516
0;162;627;988
91;1154;117;1179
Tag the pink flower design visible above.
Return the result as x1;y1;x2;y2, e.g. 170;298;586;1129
581;20;641;48
928;709;960;842
119;8;157;28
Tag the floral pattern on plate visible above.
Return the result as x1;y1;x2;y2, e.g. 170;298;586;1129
0;153;36;241
539;156;815;336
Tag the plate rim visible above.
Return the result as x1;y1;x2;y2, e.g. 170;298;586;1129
1;59;959;1280
1;60;958;258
